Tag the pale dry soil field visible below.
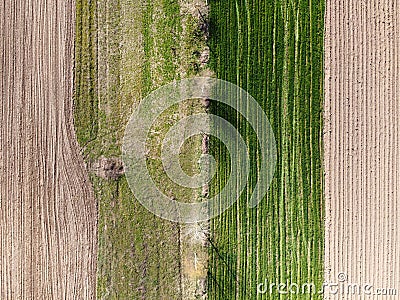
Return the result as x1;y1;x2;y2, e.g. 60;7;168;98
0;0;97;298
324;0;400;298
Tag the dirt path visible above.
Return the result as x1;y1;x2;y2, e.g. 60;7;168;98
324;0;400;298
0;0;97;298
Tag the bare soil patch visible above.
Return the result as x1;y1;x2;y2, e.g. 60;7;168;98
324;0;400;297
0;0;97;298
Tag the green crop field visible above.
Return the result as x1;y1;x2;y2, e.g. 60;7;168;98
207;0;325;299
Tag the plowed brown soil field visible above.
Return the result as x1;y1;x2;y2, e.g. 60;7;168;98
324;0;400;298
0;0;97;298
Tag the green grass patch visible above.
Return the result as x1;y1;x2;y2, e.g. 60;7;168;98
75;0;98;146
75;0;210;298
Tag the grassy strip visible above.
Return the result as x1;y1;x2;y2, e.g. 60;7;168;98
208;0;325;299
75;0;98;146
75;0;210;298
